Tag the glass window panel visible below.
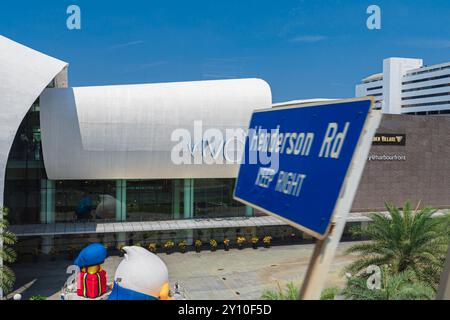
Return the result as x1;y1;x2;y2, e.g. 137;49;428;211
55;180;116;222
193;179;246;219
126;179;174;221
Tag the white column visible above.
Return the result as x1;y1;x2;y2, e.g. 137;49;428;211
184;179;194;245
184;179;194;219
383;58;423;114
115;180;127;249
172;180;181;220
40;180;55;255
40;179;55;224
115;180;127;222
116;232;127;250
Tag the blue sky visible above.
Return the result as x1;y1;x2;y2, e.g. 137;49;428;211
0;0;449;102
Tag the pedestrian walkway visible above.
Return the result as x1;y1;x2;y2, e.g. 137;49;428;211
10;213;373;237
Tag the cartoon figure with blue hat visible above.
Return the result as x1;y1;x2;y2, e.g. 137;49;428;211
108;246;171;300
74;243;108;299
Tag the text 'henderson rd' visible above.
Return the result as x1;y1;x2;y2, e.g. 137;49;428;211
234;98;379;239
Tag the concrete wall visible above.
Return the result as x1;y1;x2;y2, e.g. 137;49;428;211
352;114;450;211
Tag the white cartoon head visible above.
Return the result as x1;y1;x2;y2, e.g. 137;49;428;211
114;246;169;299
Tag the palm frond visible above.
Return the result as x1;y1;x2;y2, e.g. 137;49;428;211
0;265;16;294
0;246;17;263
2;230;17;245
0;206;17;294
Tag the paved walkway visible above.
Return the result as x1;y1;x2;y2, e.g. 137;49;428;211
158;242;357;300
10;242;358;300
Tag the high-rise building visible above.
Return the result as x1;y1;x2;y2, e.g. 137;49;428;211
356;58;450;115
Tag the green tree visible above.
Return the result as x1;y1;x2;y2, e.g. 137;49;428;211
345;202;449;290
342;266;435;300
0;207;17;296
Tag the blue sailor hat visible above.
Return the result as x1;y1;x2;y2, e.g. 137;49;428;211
74;243;107;268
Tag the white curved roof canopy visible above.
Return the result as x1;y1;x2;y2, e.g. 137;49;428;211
0;35;67;206
41;78;272;179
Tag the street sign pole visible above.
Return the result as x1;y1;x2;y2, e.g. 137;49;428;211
437;242;450;300
0;209;3;300
299;109;382;300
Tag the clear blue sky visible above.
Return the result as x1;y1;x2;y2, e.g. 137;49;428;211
1;0;449;102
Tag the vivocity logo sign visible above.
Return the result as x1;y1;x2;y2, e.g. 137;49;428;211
170;119;349;173
170;121;280;171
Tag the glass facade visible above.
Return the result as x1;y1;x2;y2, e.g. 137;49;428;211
193;179;246;219
54;180;117;222
4;102;251;225
127;179;178;221
4;100;44;225
50;178;247;223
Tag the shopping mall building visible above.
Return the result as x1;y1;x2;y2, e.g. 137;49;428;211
1;35;450;255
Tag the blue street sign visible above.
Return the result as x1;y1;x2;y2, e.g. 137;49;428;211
234;98;376;239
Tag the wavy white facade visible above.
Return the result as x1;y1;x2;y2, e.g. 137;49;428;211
40;79;272;180
0;35;67;208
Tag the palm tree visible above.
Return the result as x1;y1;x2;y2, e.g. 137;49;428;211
343;265;435;300
345;202;449;290
0;207;17;296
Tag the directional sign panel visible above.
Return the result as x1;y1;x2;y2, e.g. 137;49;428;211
234;98;378;239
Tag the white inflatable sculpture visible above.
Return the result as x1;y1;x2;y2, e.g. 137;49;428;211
95;194;117;220
108;246;170;300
